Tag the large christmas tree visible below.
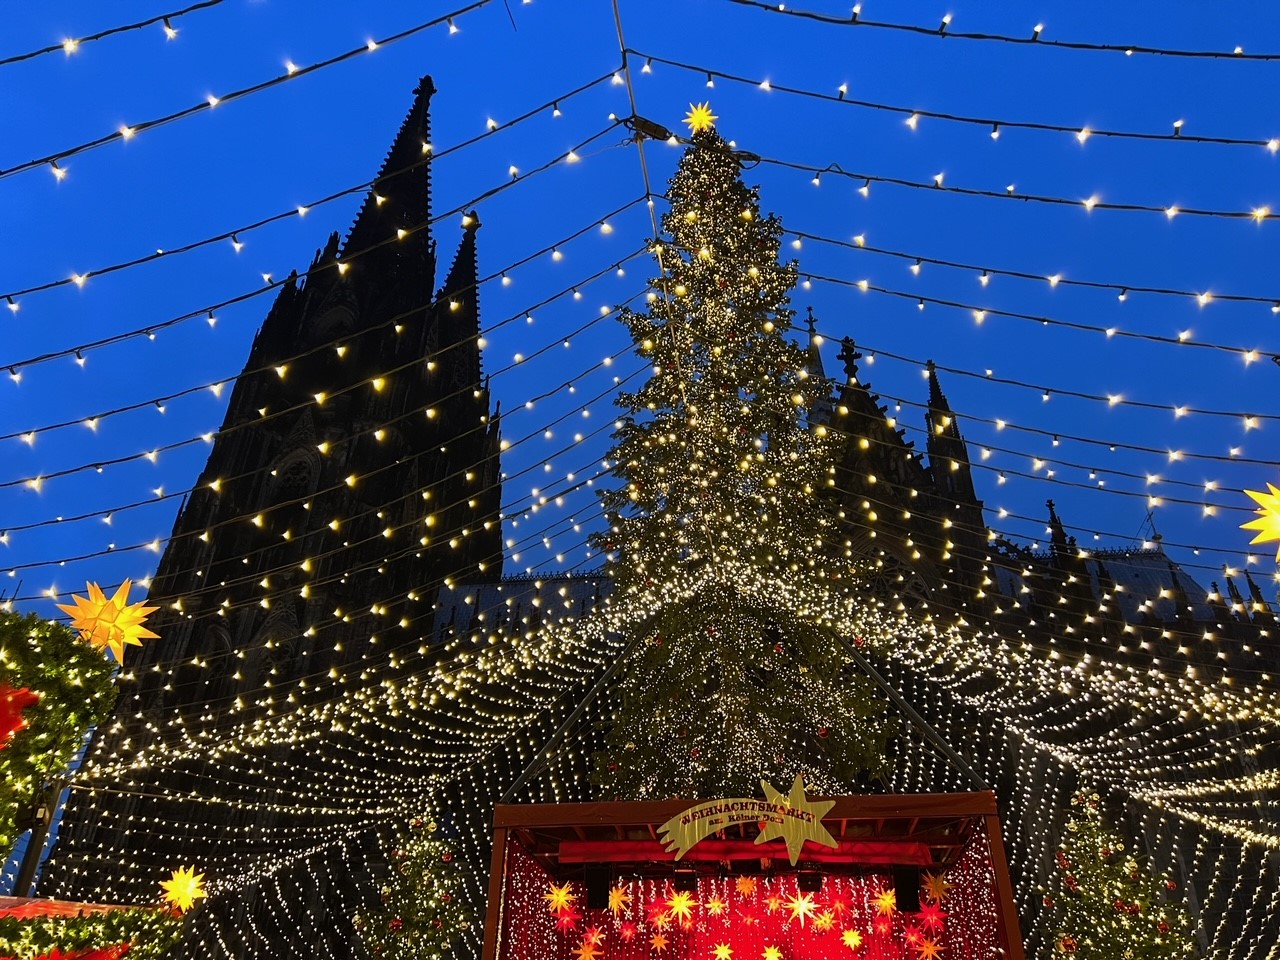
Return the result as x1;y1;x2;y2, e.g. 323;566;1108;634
592;105;893;799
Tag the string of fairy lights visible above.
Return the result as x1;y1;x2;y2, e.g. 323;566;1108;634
1;0;494;181
3;2;1277;958
632;49;1280;153
0;0;225;68
0;69;620;308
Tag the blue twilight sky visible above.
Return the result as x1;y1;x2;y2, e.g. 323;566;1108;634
2;0;1280;618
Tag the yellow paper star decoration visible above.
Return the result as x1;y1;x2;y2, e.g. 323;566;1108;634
786;892;818;926
874;888;898;916
608;884;632;915
545;881;577;914
921;872;952;903
763;947;783;960
714;944;734;960
684;101;718;133
666;889;697;924
160;865;206;913
842;928;864;950
1242;483;1280;559
58;579;159;662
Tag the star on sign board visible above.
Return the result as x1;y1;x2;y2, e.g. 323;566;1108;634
756;774;838;864
684;101;718;133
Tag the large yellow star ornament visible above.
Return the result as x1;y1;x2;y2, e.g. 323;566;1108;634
58;579;159;662
160;865;207;913
756;775;838;865
1242;483;1280;559
685;101;718;133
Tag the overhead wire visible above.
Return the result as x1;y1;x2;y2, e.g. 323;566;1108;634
0;0;494;181
1;120;627;376
0;0;225;68
631;48;1280;152
724;0;1280;63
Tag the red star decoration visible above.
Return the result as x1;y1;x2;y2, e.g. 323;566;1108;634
917;902;947;931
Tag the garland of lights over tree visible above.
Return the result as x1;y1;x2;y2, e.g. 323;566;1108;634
592;104;893;800
1046;793;1194;958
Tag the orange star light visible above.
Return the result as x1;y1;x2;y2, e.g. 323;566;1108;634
735;876;758;896
874;889;897;916
572;942;600;960
584;926;606;946
706;896;727;916
58;579;159;662
651;933;670;953
608;885;632;915
684;102;718;133
160;865;207;913
545;882;577;914
922;872;952;904
1242;483;1280;559
917;937;943;960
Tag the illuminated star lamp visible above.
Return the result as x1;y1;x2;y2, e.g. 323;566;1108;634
684;101;718;133
57;579;159;662
160;865;207;913
1242;483;1280;559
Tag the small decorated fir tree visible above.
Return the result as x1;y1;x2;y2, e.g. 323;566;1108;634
1047;793;1194;957
591;105;892;799
0;610;118;853
355;817;472;960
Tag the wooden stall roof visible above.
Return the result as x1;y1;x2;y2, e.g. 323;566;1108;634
493;791;998;875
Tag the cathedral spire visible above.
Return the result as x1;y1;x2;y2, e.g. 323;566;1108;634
924;360;977;502
1244;570;1276;624
804;308;834;426
435;211;482;385
1045;499;1070;553
343;75;437;272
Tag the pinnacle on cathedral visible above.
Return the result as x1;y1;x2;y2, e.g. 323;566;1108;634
42;78;503;904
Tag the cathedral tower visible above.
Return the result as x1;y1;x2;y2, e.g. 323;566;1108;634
42;77;502;902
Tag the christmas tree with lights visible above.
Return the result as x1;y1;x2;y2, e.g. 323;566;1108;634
1046;793;1194;958
355;816;472;960
592;104;892;799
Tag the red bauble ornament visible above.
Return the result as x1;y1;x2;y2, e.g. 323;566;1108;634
389;918;405;933
853;635;866;647
442;894;452;903
1165;879;1178;891
608;761;619;772
1100;847;1112;858
1113;899;1126;912
772;643;783;654
1058;935;1078;953
817;726;829;738
1043;895;1054;908
442;851;453;863
1158;921;1170;933
690;747;701;759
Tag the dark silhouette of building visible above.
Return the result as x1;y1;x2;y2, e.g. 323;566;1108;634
41;76;503;907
